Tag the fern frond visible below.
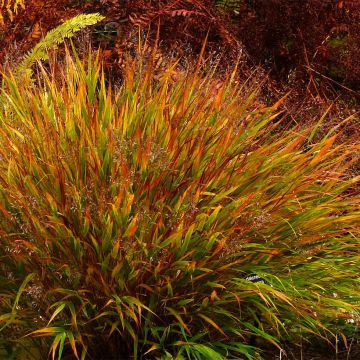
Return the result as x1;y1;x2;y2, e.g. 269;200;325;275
16;13;104;76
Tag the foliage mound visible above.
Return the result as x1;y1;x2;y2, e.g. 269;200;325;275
0;51;359;359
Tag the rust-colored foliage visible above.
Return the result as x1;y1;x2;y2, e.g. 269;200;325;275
0;0;241;69
227;0;360;92
1;0;359;99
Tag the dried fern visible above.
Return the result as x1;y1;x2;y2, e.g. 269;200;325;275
129;0;205;28
16;13;104;76
0;0;26;25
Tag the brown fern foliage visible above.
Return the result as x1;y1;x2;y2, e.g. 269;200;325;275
0;0;26;26
226;0;360;94
95;0;242;61
1;0;358;102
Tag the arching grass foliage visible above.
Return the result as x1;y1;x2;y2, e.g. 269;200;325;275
0;51;359;359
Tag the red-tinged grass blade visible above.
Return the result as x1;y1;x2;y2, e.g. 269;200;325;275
198;313;228;338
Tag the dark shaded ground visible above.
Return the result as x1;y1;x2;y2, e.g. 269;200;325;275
264;341;360;360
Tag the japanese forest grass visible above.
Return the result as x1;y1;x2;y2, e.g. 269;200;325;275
0;52;359;359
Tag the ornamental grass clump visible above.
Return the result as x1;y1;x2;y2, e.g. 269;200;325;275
0;50;359;359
